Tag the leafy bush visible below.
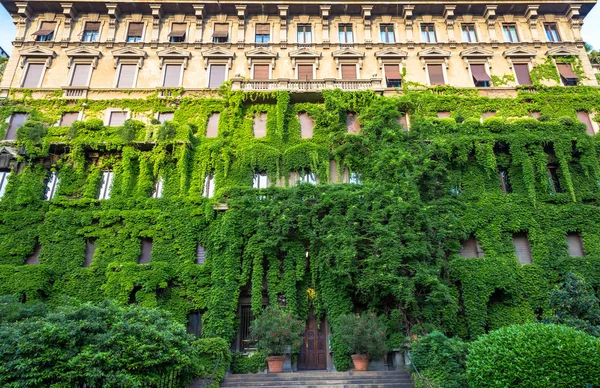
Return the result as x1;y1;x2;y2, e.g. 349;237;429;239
194;337;232;387
410;332;468;388
250;306;304;356
158;120;178;141
0;294;46;323
466;323;600;388
16;120;47;142
333;313;387;360
119;119;145;142
231;351;267;374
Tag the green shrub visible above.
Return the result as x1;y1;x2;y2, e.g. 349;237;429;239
194;337;232;387
158;120;178;141
231;351;267;374
16;120;47;142
410;332;468;388
333;313;387;364
250;306;304;356
119;119;144;142
466;323;600;388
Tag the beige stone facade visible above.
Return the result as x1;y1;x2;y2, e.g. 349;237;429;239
0;1;597;100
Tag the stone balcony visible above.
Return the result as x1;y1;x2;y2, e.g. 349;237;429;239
230;77;382;92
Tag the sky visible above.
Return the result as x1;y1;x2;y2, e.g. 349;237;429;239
0;5;598;55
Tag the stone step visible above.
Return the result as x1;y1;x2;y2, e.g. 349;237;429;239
224;371;410;380
222;378;412;386
222;383;413;388
221;371;414;388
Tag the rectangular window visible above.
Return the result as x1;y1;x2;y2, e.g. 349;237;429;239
212;23;229;43
196;244;206;264
384;64;402;87
60;112;79;127
208;64;226;88
503;24;519;42
157;112;174;123
84;239;95;267
163;64;182;87
5;113;28;140
380;24;395;43
499;168;512;193
461;24;477;43
299;170;317;184
206;112;220;137
297;64;313;80
152;177;163;198
25;245;41;265
437;112;451;118
544;23;561;42
253;64;270;80
255;23;270;44
253;112;267;138
116;64;137;88
548;165;562;193
513;232;532;265
108;111;128;126
577;111;594;135
460;237;484;258
349;171;361;184
127;23;144;42
168;23;187;43
70;64;92;87
98;171;114;200
566;233;585;257
397;115;408;131
45;171;59;200
21;63;44;88
0;170;10;199
138;238;152;264
421;24;436;43
187;312;202;337
297;24;312;44
514;63;532;85
338;24;353;44
298;113;314;138
239;305;255;351
427;64;445;86
471;64;491;87
341;64;357;80
33;22;56;42
81;22;100;42
346;113;360;134
253;173;268;189
203;173;215;198
556;63;579;86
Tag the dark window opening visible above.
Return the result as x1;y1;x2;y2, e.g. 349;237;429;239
138;238;152;264
513;232;532;265
25;244;41;265
84;239;96;267
548;165;563;193
239;305;255;351
128;285;142;304
459;237;484;258
566;232;585;257
499;168;512;193
187;312;202;337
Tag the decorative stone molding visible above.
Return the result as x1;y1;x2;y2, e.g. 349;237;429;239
65;46;102;68
111;47;147;68
418;47;451;68
375;48;407;69
332;48;365;69
245;48;278;69
18;46;56;69
201;47;235;69
15;2;32;19
278;5;289;47
149;4;163;48
546;46;580;56
460;46;493;68
289;47;322;68
157;47;192;68
502;46;536;67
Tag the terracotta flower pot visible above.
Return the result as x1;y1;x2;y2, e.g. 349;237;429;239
267;355;286;373
351;354;369;371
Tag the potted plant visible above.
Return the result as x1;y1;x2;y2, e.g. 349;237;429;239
250;306;305;373
334;313;387;371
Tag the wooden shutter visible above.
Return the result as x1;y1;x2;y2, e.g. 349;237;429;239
253;112;267;138
297;65;313;80
60;112;79;126
513;233;532;265
206;113;220;137
213;23;229;38
22;63;44;88
253;64;270;80
109;112;127;126
163;64;182;87
70;64;91;87
255;24;270;34
168;23;186;37
158;112;174;123
5;113;28;140
298;113;315;139
138;238;152;264
32;22;56;36
341;64;357;80
128;23;144;37
514;64;532;85
84;240;95;267
346;113;360;134
459;238;483;258
556;63;578;81
384;64;401;80
116;64;137;88
25;244;41;265
208;65;226;88
470;64;491;82
577;111;594;135
427;64;445;85
566;233;585;257
85;22;101;32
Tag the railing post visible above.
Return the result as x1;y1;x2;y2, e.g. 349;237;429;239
231;77;243;90
324;78;335;89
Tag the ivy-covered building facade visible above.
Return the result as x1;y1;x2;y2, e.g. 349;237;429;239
0;0;599;373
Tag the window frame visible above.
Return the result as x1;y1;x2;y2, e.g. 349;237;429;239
20;62;46;88
98;170;114;200
255;23;271;44
252;173;269;189
461;24;477;43
34;21;57;42
168;22;187;43
426;63;446;86
81;22;100;43
44;171;59;201
68;63;93;87
544;23;561;42
502;24;519;43
420;24;437;43
297;24;312;44
338;24;354;44
203;173;215;198
513;62;532;86
208;63;228;89
379;24;395;43
126;22;145;43
114;63;139;89
161;63;184;87
212;23;230;43
0;170;10;200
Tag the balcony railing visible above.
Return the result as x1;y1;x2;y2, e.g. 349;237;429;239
61;87;89;99
232;77;382;91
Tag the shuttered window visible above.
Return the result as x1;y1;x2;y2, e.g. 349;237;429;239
346;113;360;134
168;23;187;42
255;24;270;43
70;64;92;87
208;65;226;88
82;22;100;42
45;172;59;200
299;113;315;139
556;63;578;86
566;233;585;257
213;23;229;43
459;237;484;258
60;112;79;126
98;171;113;200
116;64;137;88
206;113;220;138
5;113;28;140
253;64;270;80
514;64;532;86
33;22;56;41
253;112;267;138
470;64;491;87
158;112;174;123
577;111;594;135
385;64;402;87
25;245;41;265
513;233;532;265
127;23;144;42
84;240;95;267
297;64;313;80
341;64;357;80
138;238;152;264
22;63;44;88
427;64;445;86
108;111;128;126
196;245;206;264
163;64;182;87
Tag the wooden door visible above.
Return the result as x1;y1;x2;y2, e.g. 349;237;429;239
298;311;327;370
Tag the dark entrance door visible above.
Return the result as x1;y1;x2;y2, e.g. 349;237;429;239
298;310;327;370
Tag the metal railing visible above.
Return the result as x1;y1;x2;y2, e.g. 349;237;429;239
202;355;222;388
404;351;435;388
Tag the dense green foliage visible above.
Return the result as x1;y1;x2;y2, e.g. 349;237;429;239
466;323;600;388
332;313;387;364
410;332;468;388
231;351;267;374
250;306;304;356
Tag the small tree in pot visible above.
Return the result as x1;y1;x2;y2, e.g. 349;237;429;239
334;313;387;371
250;306;305;373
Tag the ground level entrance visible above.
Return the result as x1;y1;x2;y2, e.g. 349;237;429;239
297;310;327;370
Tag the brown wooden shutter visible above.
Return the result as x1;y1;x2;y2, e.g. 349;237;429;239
60;112;79;126
109;112;127;126
128;23;144;37
470;64;491;82
168;23;186;37
297;65;313;80
577;111;594;135
22;63;44;88
116;64;137;88
329;160;338;183
341;64;357;80
253;64;270;80
84;240;96;267
163;64;182;87
25;244;41;264
556;63;578;81
299;113;315;138
566;233;585;257
32;22;56;36
208;64;226;88
255;24;270;34
253;112;267;138
513;233;532;265
437;112;451;118
85;22;101;31
514;64;531;85
5;113;28;140
213;23;229;38
70;64;91;87
427;64;445;85
346;113;360;134
138;238;152;264
206;113;220;137
459;237;483;258
384;64;401;80
196;245;206;264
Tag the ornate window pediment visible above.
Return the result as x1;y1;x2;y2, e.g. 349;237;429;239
111;47;147;68
157;47;192;68
201;47;235;69
417;47;451;59
18;46;56;68
65;46;102;68
375;48;408;59
459;46;494;59
332;48;365;69
289;48;322;68
245;48;277;69
546;46;580;56
502;46;537;58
